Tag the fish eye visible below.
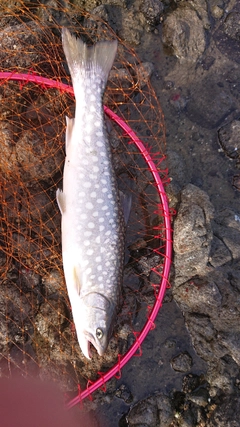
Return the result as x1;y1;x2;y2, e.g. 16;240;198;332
96;328;103;340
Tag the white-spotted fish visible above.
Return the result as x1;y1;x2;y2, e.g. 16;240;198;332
56;28;126;359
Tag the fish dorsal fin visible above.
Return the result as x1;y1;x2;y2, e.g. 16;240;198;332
119;190;132;225
56;188;66;215
65;116;75;154
73;265;82;295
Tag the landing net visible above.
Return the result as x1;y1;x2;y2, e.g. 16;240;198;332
0;1;172;404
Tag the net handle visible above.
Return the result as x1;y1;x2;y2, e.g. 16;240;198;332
0;71;172;406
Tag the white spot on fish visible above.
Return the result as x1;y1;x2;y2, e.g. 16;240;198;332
95;121;101;127
96;131;104;137
108;194;113;199
99;217;104;222
80;213;87;219
83;182;92;188
90;192;97;198
97;265;102;271
85;267;92;275
102;205;109;211
96;236;100;244
86;202;94;210
88;222;95;229
86;248;94;256
92;211;98;217
96;141;103;147
100;225;105;231
84;231;92;237
92;156;98;163
79;191;85;197
102;188;108;193
101;179;107;184
97;198;103;204
90;94;96;101
96;256;101;262
105;230;111;236
93;166;99;173
90;105;96;112
84;240;90;246
85;115;94;123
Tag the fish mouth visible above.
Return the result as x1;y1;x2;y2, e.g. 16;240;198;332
81;331;105;359
80;332;93;360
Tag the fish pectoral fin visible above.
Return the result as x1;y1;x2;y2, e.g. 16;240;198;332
119;190;132;225
56;188;66;215
73;265;82;295
65;116;75;154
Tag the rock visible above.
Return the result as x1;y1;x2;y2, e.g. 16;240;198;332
173;278;222;315
126;395;158;427
209;236;232;268
15;129;63;182
126;393;174;427
208;394;240;427
155;393;175;426
171;351;193;373
214;9;240;63
135;62;154;88
140;0;164;26
215;208;240;232
218;119;240;160
173;184;214;286
212;222;240;260
115;384;133;403
162;6;206;62
223;11;240;41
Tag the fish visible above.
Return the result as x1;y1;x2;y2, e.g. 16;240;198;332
56;28;126;359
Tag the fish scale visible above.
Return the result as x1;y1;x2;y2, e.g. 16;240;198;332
57;28;125;359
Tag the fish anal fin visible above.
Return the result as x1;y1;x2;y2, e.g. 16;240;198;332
119;190;132;225
56;188;66;215
73;265;82;295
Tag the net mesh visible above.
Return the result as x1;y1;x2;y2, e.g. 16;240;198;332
0;0;169;401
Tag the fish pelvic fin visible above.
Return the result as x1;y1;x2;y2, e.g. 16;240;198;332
56;188;66;214
62;27;118;89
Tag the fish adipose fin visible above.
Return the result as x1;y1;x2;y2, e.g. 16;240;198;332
62;27;118;89
56;188;66;215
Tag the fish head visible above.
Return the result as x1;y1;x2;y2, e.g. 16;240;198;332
76;292;115;359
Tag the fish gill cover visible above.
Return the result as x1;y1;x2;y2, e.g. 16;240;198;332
0;0;171;404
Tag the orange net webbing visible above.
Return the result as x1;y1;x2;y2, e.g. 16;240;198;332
0;1;168;398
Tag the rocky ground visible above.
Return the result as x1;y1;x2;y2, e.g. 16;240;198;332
74;0;240;426
1;0;240;426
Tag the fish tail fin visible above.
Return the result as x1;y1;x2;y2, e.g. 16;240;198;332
62;27;117;89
